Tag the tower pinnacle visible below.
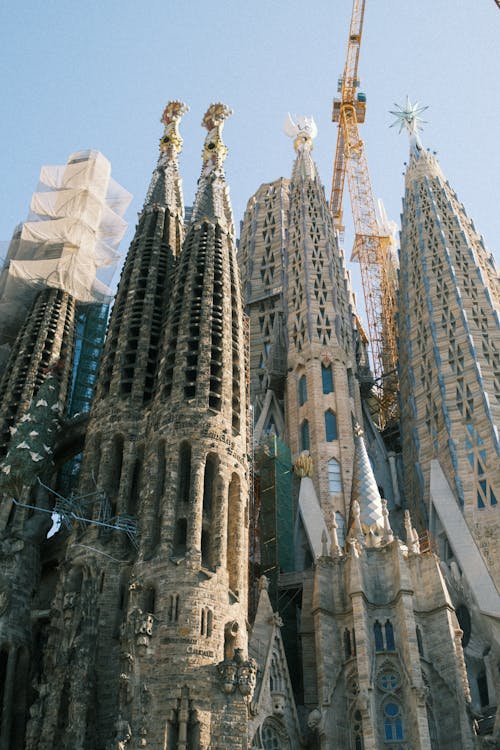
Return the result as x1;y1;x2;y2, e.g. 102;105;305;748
159;100;189;160
201;102;232;173
349;424;385;542
390;95;427;153
143;101;187;210
283;113;318;153
191;102;234;230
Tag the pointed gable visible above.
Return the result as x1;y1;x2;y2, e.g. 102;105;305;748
249;577;303;749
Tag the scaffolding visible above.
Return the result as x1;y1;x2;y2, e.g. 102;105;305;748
256;435;294;608
69;303;109;417
0;149;131;349
57;302;110;497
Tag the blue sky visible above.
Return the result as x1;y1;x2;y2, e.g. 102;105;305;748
1;0;499;310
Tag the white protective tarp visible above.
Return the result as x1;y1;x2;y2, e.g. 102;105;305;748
0;150;132;346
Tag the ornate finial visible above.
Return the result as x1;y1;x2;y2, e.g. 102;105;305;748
258;575;269;592
354;423;364;438
201;102;233;173
327;509;342;557
294;451;314;478
404;509;420;553
381;498;394;544
390;96;428;151
283;113;318;153
159;101;189;157
321;530;329;557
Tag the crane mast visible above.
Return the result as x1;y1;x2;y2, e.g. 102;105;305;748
330;0;398;427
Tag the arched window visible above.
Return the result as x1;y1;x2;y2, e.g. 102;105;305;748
168;594;179;623
262;720;286;750
336;511;345;547
178;442;191;504
352;710;364;750
385;620;395;651
383;702;404;741
200;607;213;637
328;458;342;493
109;434;124;514
148;440;166;553
203;454;218;519
202;454;218;570
144;586;155;614
325;410;338;441
374;621;384;651
298;374;307;405
270;653;282;693
416;626;424;657
344;628;352;659
321;364;334;394
300;420;310;452
127;448;143;516
173;518;187;555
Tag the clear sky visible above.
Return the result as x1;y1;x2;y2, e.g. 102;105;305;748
1;0;498;314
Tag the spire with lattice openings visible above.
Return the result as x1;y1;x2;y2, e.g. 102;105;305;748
94;101;188;407
397;115;500;588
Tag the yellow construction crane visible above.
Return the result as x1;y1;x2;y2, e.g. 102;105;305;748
330;0;398;427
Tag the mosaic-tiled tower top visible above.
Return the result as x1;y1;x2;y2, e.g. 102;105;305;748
398;134;500;581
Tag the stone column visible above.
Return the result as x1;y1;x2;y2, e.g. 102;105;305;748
387;452;401;507
234;479;246;599
187;457;205;562
214;475;229;570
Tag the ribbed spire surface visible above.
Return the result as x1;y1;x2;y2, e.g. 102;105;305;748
350;426;384;531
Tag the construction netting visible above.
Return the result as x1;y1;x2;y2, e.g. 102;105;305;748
0;150;131;350
256;435;294;607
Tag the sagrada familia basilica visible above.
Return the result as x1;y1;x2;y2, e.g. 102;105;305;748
0;37;498;750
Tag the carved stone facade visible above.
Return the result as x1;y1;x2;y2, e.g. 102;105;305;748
0;104;495;749
239;121;484;748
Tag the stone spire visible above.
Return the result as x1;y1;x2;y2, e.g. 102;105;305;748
92;101;187;408
398;108;500;521
280;113;360;530
348;425;385;542
190;102;234;231
397;108;500;729
0;289;76;457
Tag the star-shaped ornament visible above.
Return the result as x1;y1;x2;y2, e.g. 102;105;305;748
389;96;428;137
